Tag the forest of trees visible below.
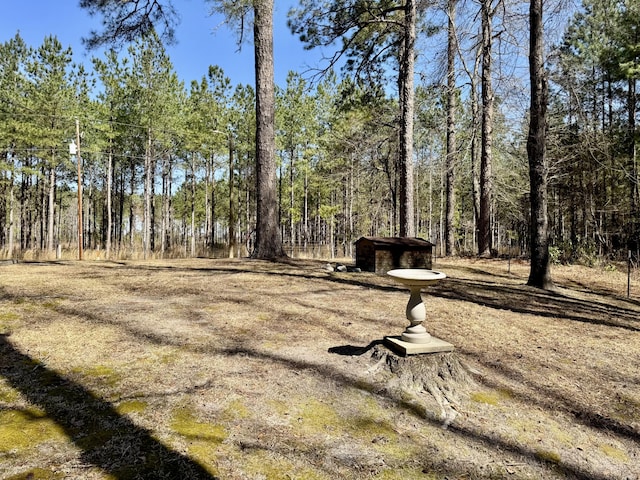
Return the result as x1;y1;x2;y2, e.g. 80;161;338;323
0;0;638;266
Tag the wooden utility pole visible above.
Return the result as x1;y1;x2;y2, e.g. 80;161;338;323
75;118;84;260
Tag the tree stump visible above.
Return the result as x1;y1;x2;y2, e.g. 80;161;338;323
368;345;475;428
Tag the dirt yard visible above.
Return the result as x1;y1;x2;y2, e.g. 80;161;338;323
0;257;638;479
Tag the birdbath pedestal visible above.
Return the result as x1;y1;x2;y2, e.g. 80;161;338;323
385;269;454;355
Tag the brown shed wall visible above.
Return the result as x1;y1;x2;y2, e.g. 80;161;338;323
355;237;433;274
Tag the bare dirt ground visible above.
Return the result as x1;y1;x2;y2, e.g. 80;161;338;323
0;257;638;480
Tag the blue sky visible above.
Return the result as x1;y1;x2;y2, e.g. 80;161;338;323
0;0;330;87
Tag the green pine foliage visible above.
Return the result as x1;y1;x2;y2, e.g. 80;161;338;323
1;0;639;261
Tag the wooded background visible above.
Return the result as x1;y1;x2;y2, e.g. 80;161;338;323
1;0;638;264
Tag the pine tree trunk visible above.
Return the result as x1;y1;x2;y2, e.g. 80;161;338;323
143;130;152;259
399;0;416;238
228;137;236;258
445;0;457;256
47;164;55;253
8;165;15;258
252;0;285;259
160;155;169;256
628;78;639;245
106;150;113;260
478;0;493;257
191;153;196;258
290;147;295;254
471;72;481;238
526;0;553;290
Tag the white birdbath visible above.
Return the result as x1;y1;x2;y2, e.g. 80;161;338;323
385;269;454;355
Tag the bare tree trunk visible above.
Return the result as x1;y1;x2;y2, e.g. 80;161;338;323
526;0;553;289
471;77;480;252
143;130;152;259
290;147;295;254
8;160;15;258
191;153;197;257
304;167;309;251
629;78;639;247
399;0;416;238
106;149;113;260
209;152;216;249
160;155;169;256
129;167;135;251
478;0;494;257
228;137;236;258
205;155;211;250
445;0;457;256
252;0;285;259
47;164;55;253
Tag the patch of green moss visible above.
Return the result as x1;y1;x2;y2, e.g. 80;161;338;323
470;388;512;406
0;311;20;332
0;312;20;322
535;449;561;464
171;406;226;477
599;443;629;462
171;408;227;442
71;365;120;387
507;418;573;447
244;449;328;480
296;399;342;433
159;352;179;364
352;416;396;439
116;399;148;415
374;467;439;480
0;382;20;404
612;394;640;423
548;423;573;446
267;399;289;416
221;398;250;421
4;468;64;480
186;442;222;477
42;300;61;309
0;408;67;453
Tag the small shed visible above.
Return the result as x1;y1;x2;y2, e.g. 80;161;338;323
355;237;434;274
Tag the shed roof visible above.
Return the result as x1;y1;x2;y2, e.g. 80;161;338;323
355;236;434;247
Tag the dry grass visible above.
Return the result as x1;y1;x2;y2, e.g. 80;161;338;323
0;257;638;479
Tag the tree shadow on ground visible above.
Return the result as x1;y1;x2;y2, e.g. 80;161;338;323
224;345;616;480
462;346;640;443
429;277;639;331
3;261;634;479
0;334;217;480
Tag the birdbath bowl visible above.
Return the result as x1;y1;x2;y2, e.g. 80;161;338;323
387;269;446;344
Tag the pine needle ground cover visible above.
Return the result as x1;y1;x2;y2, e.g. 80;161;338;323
0;258;638;479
